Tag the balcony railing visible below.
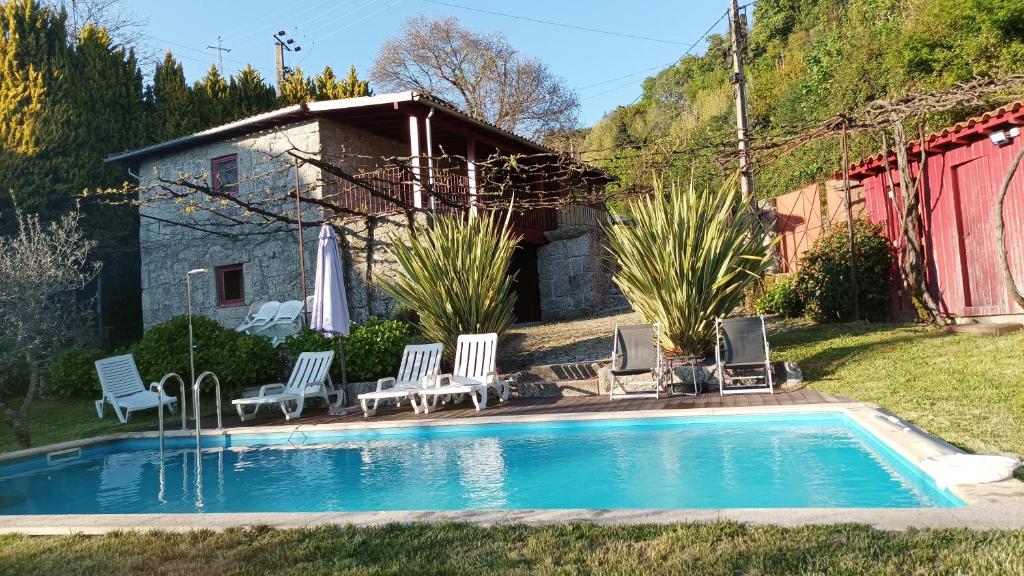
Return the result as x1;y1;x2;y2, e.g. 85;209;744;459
328;166;559;233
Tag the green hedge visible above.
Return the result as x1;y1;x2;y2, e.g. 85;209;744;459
796;220;892;322
47;346;106;398
133;315;278;393
282;318;413;383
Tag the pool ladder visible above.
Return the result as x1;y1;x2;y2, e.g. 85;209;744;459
153;371;222;451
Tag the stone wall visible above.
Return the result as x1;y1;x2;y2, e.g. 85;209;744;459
138;119;411;331
336;213;412;322
536;206;614;320
138;121;323;330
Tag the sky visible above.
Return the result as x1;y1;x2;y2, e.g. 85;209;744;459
125;0;734;127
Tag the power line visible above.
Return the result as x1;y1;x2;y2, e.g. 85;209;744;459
297;0;404;67
421;0;691;46
578;10;728;100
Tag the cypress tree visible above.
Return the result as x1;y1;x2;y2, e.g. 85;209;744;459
0;0;72;215
149;51;198;141
228;64;277;119
278;65;313;105
192;63;230;127
313;64;371;100
341;65;371;98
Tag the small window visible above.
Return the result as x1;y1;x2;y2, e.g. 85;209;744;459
216;264;244;307
212;154;238;196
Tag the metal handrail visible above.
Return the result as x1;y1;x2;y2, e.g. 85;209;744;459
192;371;223;445
153;372;186;452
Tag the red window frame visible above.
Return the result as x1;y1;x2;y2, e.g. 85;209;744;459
211;153;239;196
215;264;245;307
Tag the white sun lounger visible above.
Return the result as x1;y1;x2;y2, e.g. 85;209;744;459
254;299;305;346
232;351;339;421
95;354;178;424
357;343;443;417
415;333;508;413
236;300;281;333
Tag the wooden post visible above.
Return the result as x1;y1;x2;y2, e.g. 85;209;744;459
840;121;860;320
294;157;308;321
467;137;478;217
408;115;423;209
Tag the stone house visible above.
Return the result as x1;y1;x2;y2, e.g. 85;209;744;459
106;92;615;331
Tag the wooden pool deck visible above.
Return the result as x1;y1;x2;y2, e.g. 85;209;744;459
220;387;851;428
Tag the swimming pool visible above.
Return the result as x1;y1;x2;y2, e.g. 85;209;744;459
0;413;961;514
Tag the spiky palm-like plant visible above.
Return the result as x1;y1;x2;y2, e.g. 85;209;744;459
381;212;517;360
605;176;773;355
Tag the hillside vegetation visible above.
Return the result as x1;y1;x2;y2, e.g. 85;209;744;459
584;0;1024;197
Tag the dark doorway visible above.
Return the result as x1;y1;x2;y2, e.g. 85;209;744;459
510;242;542;322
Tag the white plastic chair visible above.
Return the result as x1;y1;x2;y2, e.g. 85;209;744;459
357;343;443;417
231;350;340;421
254;299;304;345
95;354;178;424
415;333;507;413
236;300;281;333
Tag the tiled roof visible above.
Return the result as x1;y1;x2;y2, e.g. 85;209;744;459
844;101;1024;176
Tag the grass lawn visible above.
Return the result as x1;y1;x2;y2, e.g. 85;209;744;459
2;522;1024;575
770;321;1024;458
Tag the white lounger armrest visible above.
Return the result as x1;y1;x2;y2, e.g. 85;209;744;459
257;383;286;397
427;373;453;389
375;377;396;392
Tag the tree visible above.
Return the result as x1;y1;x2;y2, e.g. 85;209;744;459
148;51;199;141
228;64;277;118
371;16;579;138
278;65;313;105
0;0;72;215
192;64;230;127
0;206;99;447
44;0;145;49
313;65;371;100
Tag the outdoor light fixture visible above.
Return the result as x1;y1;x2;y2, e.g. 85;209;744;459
989;126;1021;146
185;268;208;420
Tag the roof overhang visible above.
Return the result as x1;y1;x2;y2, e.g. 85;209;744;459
104;91;554;166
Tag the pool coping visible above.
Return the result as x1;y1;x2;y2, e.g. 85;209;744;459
1;402;1022;534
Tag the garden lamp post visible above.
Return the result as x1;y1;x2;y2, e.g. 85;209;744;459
186;268;207;425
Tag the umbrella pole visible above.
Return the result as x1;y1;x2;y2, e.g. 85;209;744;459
338;338;348;389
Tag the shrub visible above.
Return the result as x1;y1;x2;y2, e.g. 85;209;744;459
282;319;413;383
381;211;516;361
281;329;342;382
133;315;278;393
754;276;804;318
605;175;773;355
344;318;412;381
796;220;892;322
47;346;106;398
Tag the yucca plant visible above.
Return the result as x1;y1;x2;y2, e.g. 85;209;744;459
381;211;517;361
605;175;773;355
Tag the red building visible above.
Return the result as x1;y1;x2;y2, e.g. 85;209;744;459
847;102;1024;321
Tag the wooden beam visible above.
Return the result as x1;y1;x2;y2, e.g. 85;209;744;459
408;114;423;209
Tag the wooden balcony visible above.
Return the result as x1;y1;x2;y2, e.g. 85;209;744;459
328;165;559;234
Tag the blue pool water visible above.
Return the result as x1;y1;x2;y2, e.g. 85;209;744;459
0;413;961;514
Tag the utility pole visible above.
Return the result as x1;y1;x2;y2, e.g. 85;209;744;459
273;31;302;96
206;36;231;71
729;0;755;208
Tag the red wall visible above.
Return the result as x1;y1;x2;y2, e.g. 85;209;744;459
855;125;1024;319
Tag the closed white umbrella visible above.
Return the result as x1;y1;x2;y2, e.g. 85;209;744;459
310;224;351;408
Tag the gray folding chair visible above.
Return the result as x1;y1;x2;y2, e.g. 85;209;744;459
608;323;663;400
715;315;774;395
